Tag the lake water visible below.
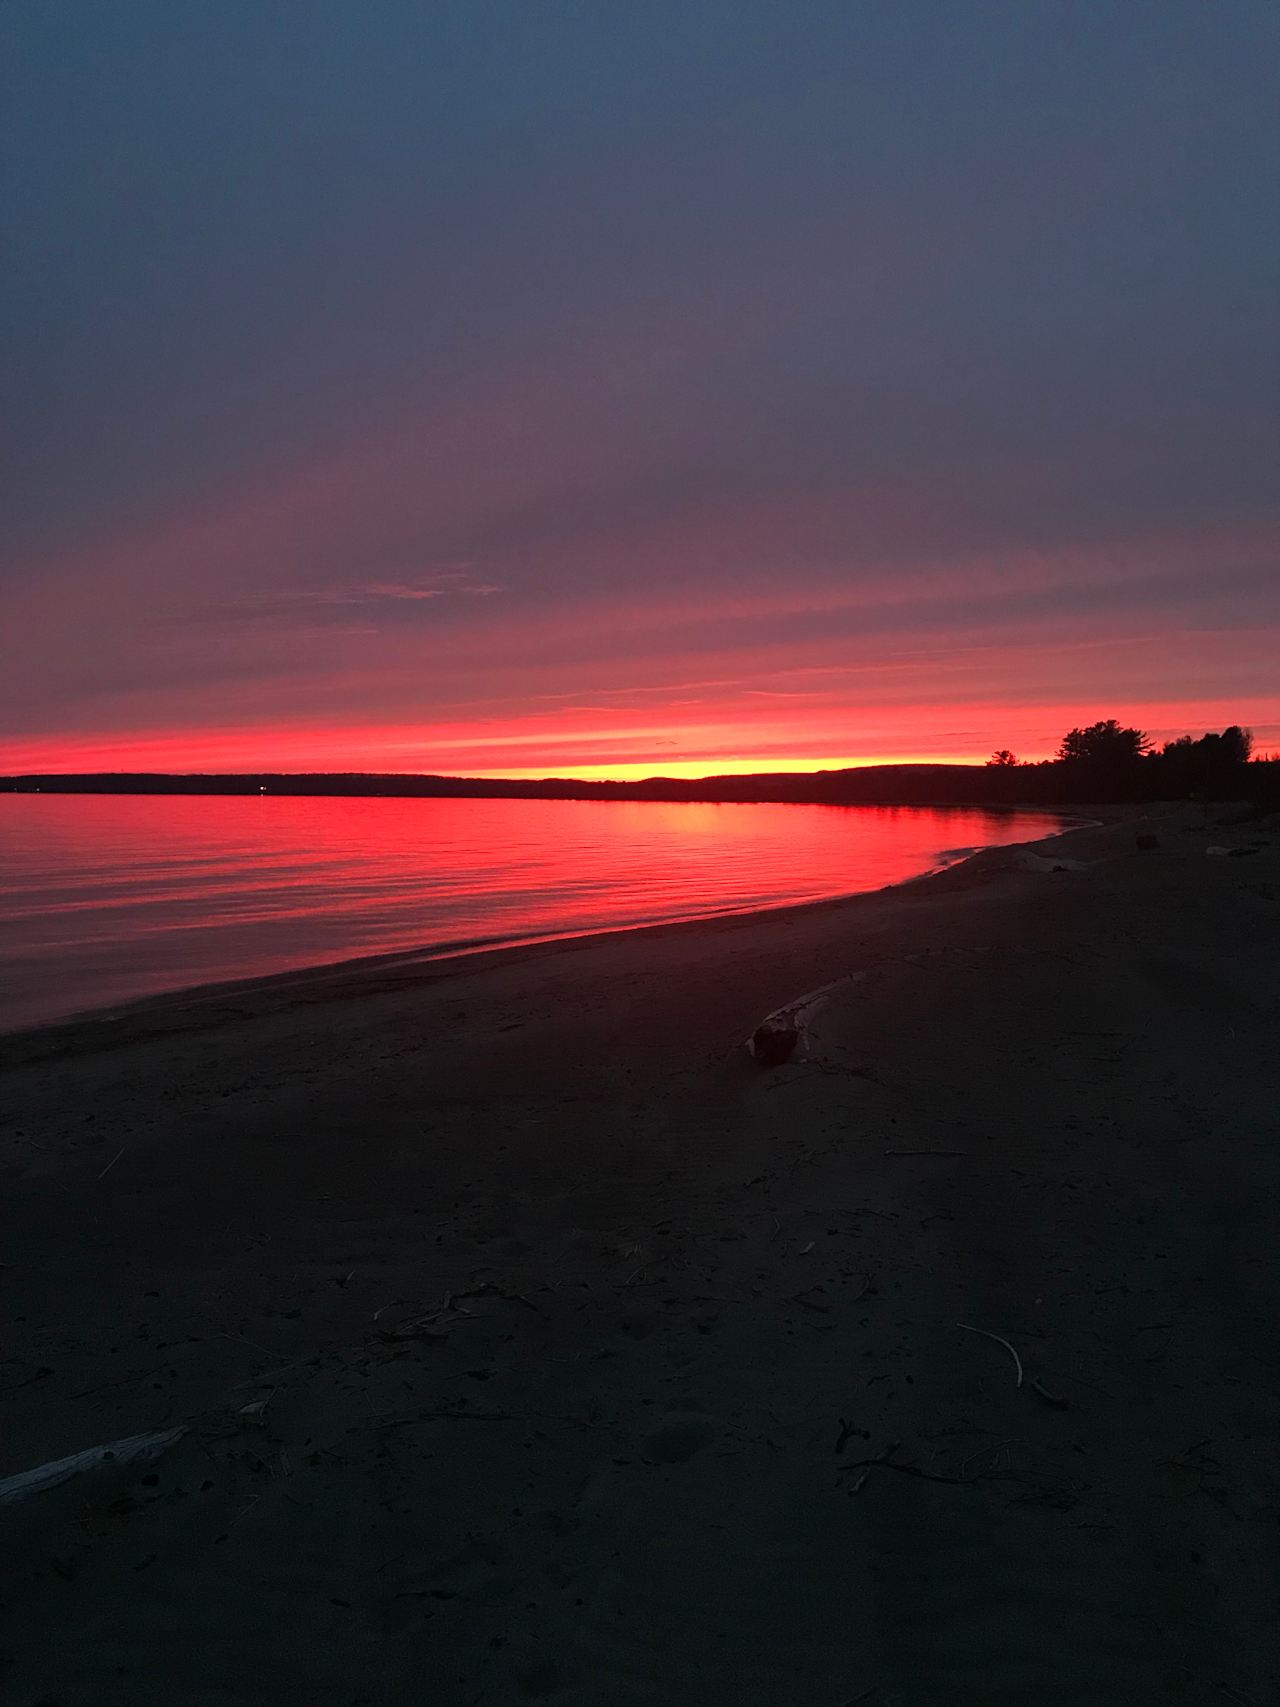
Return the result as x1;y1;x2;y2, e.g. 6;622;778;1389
0;793;1067;1033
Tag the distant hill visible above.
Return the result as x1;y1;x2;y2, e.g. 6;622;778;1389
0;763;1096;807
3;752;1273;807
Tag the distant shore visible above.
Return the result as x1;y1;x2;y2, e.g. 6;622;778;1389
4;764;1034;802
0;763;1197;808
7;749;1273;812
3;802;1277;1703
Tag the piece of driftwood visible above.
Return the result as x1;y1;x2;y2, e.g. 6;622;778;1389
751;1016;801;1065
748;975;863;1066
957;1323;1024;1388
0;1426;187;1506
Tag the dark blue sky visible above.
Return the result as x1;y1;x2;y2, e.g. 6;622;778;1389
3;2;1277;772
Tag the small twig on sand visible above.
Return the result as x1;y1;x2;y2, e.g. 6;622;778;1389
884;1148;967;1157
861;1459;970;1485
232;1360;301;1390
842;1439;901;1479
454;1282;541;1313
1057;1369;1119;1401
97;1147;125;1180
806;1204;895;1221
957;1323;1024;1388
959;1437;1023;1478
230;1494;262;1528
789;1290;830;1313
66;1368;156;1401
764;1066;818;1090
1030;1376;1068;1409
839;1440;970;1488
218;1331;270;1355
377;1315;459;1342
1;1367;55;1395
381;1408;512;1426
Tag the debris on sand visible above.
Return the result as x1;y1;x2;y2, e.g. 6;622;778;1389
0;1427;187;1506
748;975;862;1066
957;1323;1024;1388
751;1014;801;1065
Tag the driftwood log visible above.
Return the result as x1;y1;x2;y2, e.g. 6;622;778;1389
750;1016;801;1066
747;974;862;1067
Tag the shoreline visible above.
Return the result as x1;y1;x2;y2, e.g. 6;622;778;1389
3;799;1275;1702
0;806;1095;1064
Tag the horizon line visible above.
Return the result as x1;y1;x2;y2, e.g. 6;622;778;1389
2;757;1024;786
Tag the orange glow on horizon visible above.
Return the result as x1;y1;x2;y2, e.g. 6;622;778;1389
3;690;1277;783
466;754;984;781
5;496;1275;784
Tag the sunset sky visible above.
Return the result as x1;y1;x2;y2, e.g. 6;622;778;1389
3;2;1277;777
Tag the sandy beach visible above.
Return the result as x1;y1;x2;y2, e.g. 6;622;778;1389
2;805;1277;1707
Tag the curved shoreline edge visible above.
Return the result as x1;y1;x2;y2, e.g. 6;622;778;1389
0;807;1107;1065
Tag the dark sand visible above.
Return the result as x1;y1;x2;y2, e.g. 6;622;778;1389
2;807;1277;1706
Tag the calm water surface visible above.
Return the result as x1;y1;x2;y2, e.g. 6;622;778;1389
0;794;1066;1032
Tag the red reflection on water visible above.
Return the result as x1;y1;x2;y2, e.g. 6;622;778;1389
0;793;1067;1031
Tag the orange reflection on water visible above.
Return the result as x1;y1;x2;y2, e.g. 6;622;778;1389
0;792;1067;1031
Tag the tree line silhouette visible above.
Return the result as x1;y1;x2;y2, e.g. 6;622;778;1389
985;720;1266;803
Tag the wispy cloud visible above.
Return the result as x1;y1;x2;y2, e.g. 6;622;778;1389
225;570;504;619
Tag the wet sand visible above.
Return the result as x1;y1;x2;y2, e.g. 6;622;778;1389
2;807;1277;1706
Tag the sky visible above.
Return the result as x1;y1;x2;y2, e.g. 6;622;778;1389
3;1;1278;777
